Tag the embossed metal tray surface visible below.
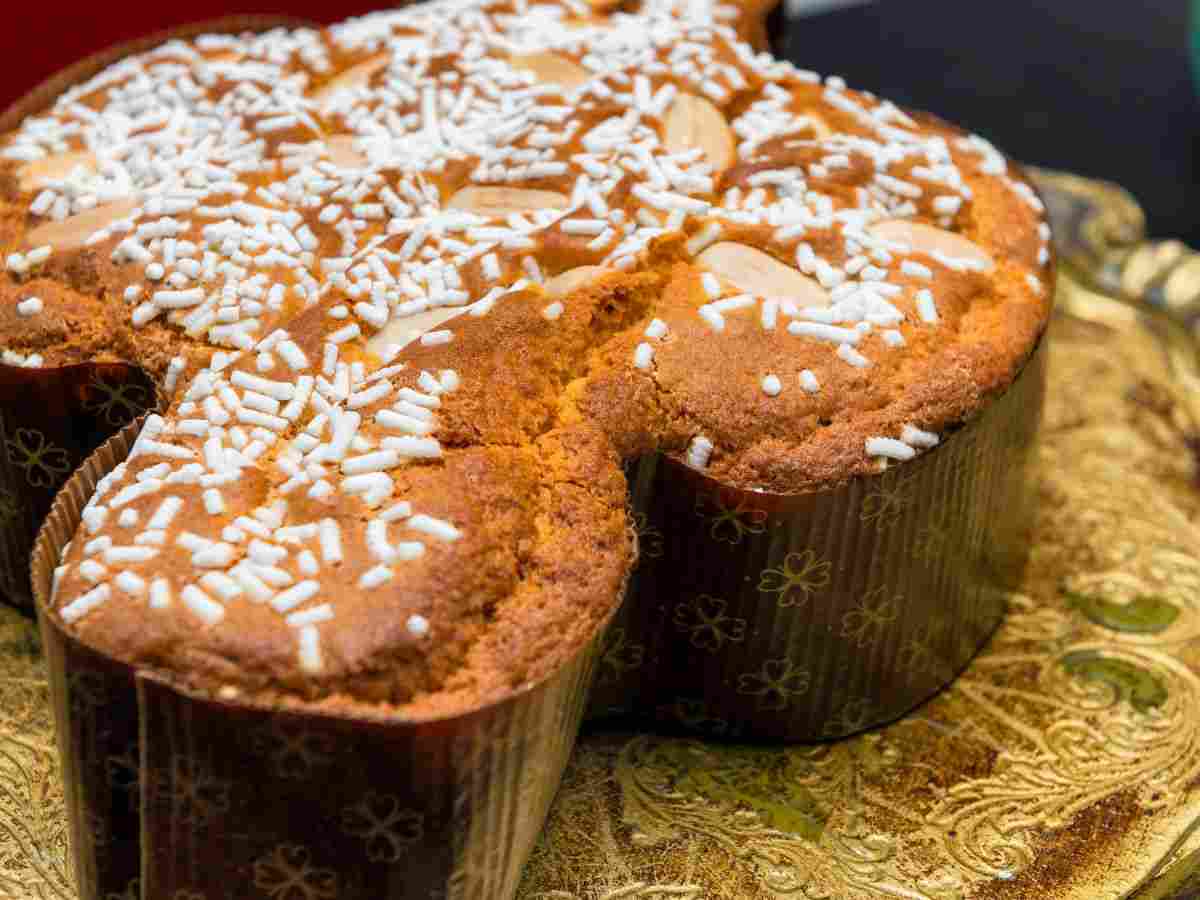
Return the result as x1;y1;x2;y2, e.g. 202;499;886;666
2;175;1199;899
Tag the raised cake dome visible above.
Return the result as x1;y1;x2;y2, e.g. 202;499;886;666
7;0;1052;713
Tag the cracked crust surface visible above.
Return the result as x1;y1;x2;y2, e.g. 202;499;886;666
5;0;1051;716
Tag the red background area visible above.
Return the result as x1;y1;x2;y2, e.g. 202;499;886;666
0;6;373;112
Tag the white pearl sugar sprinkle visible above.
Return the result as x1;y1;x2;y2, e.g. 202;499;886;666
901;424;940;448
916;289;939;323
16;297;43;317
644;318;669;340
865;437;915;461
633;342;654;370
686;435;714;470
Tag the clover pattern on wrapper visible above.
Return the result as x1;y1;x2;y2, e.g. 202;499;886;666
839;585;901;649
247;717;338;781
6;428;72;489
597;626;646;685
757;549;832;607
672;593;748;651
0;361;158;611
252;845;338;900
83;375;153;428
693;489;770;545
309;820;389;891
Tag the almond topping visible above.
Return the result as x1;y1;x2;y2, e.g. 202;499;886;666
808;114;833;140
697;242;830;308
664;93;735;173
446;186;569;216
509;52;592;91
312;54;389;107
18;150;98;193
324;135;368;168
26;198;140;252
543;266;613;298
366;307;469;357
867;221;994;271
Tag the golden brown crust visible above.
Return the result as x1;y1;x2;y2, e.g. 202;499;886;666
53;424;631;717
14;0;1051;716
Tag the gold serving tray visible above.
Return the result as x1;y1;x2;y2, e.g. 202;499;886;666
2;170;1199;900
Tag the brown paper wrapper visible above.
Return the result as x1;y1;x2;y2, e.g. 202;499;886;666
0;363;158;613
590;337;1047;741
32;420;618;900
0;14;319;616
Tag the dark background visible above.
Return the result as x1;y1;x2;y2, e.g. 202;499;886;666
4;1;1197;242
776;0;1200;245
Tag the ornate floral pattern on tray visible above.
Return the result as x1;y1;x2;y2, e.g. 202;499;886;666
4;170;1200;899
